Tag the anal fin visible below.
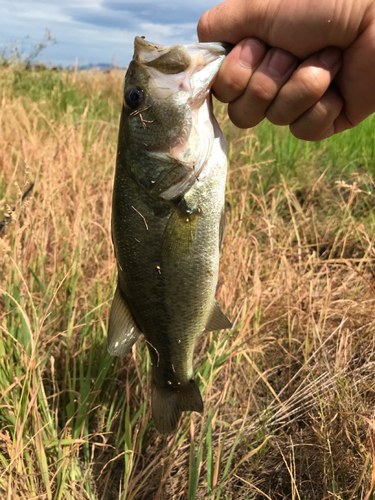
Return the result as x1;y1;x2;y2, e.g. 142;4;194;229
108;286;141;357
205;300;232;332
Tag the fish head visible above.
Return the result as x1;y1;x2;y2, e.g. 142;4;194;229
119;37;228;164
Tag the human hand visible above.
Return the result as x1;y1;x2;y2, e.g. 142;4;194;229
198;0;375;140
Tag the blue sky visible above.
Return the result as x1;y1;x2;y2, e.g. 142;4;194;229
0;0;219;67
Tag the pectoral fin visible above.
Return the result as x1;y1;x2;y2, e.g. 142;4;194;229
108;286;141;357
205;300;232;332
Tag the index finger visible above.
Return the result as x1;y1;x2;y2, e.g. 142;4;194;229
213;38;267;103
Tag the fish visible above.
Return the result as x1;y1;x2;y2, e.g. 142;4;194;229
108;36;232;434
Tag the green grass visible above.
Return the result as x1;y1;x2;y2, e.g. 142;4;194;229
221;101;375;181
0;64;374;499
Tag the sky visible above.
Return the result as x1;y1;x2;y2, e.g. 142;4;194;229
0;0;220;68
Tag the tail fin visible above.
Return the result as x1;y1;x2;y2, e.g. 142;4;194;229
151;378;203;434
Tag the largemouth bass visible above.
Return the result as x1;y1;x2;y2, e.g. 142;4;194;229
108;36;231;434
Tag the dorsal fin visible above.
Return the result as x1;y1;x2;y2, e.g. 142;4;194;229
107;286;141;357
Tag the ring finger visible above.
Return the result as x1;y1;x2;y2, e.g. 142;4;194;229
266;47;342;126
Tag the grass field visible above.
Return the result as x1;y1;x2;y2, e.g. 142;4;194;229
0;62;374;500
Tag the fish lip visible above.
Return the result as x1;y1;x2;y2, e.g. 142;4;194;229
133;36;227;98
134;36;231;57
134;36;164;52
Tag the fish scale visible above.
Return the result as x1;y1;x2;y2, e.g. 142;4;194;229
108;36;232;434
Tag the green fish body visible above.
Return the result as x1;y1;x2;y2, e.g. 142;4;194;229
108;37;231;434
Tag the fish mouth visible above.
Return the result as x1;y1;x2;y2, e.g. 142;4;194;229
134;36;230;64
132;37;227;178
133;36;228;102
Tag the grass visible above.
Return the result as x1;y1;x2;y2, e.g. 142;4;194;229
0;62;374;499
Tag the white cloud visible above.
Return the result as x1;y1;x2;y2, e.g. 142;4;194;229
0;0;219;67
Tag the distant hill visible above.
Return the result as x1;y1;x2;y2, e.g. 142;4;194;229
70;62;127;71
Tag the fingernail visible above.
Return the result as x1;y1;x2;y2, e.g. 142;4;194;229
239;38;266;69
267;49;295;77
319;47;341;68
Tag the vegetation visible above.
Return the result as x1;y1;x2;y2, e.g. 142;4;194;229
0;62;374;499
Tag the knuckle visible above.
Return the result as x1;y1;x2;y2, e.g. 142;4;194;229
267;107;290;126
214;72;247;103
290;126;319;141
228;75;248;95
197;13;209;39
290;92;343;141
228;102;261;129
248;81;273;104
326;90;344;114
291;123;334;141
315;92;343;122
197;6;222;42
298;67;325;99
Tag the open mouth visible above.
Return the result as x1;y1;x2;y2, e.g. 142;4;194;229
134;36;227;99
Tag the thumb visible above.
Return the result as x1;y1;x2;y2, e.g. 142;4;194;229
197;0;360;57
197;0;267;45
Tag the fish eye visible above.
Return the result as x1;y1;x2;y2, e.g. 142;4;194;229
124;86;144;109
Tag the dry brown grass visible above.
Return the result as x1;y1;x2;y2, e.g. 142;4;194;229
0;67;374;500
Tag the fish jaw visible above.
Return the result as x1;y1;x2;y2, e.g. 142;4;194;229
132;36;227;105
